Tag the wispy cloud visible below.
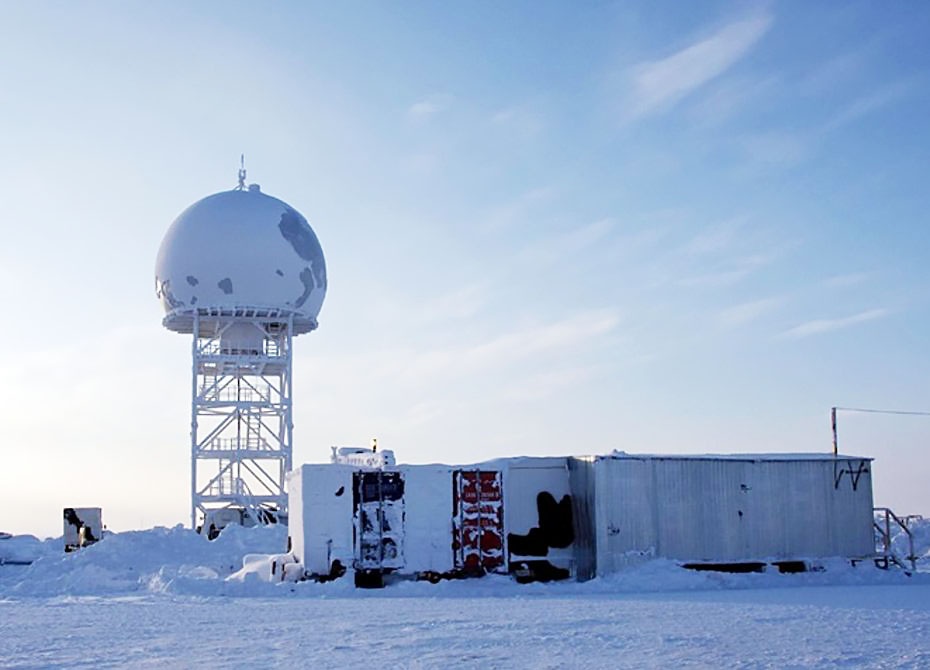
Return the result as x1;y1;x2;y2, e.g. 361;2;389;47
397;309;622;383
391;400;449;431
480;186;555;232
455;310;620;367
518;218;615;265
621;14;772;120
688;75;778;126
822;272;870;289
500;366;598;402
736;80;913;170
302;310;622;444
737;81;914;173
647;216;784;290
780;308;889;339
308;311;621;395
491;105;545;138
739;130;809;167
407;95;451;122
683;217;746;256
822;80;913;133
418;282;490;322
799;51;866;95
718;296;785;327
677;252;776;288
399;151;439;173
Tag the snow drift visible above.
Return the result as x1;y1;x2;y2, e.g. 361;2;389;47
2;516;929;599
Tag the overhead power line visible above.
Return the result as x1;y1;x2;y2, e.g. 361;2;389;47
831;406;930;456
833;407;930;417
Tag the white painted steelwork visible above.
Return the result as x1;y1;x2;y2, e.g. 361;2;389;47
189;312;294;527
157;179;326;528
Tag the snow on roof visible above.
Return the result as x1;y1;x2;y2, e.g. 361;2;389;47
596;451;872;463
298;451;872;470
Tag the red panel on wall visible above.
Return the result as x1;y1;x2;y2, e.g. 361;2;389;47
453;470;504;573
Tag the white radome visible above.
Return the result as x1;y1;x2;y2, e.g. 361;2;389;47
155;184;327;335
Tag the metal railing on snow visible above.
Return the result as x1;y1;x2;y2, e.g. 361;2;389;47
874;507;917;572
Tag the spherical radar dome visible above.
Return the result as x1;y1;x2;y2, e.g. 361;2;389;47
155;185;327;334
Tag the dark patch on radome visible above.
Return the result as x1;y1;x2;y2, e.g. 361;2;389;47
186;275;199;287
156;278;185;309
217;278;234;295
278;208;327;290
190;296;198;305
275;269;284;277
311;258;327;292
294;266;315;308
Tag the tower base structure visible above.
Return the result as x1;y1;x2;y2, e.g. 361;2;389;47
189;308;294;530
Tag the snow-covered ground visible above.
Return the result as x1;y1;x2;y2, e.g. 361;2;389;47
2;520;930;668
2;585;930;668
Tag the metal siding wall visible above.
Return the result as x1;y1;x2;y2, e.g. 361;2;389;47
655;460;691;557
789;463;818;554
653;459;750;561
568;457;596;581
594;456;875;570
828;458;875;556
782;461;828;557
746;459;874;559
595;458;657;575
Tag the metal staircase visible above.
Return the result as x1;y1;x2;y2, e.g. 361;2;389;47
873;507;917;572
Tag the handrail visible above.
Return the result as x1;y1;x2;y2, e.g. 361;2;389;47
874;507;917;572
197;339;285;357
204;436;275;452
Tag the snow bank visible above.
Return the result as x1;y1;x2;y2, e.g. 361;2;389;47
227;552;303;584
3;521;930;600
369;556;925;600
893;515;930;560
0;534;51;565
0;524;288;597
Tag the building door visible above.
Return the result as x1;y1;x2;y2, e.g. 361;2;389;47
453;470;504;573
353;471;405;572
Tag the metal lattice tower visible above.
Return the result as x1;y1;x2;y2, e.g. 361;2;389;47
190;311;294;527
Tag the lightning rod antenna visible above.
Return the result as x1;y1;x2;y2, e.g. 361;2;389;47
237;154;247;190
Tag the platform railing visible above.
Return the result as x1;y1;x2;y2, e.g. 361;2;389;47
197;339;284;357
873;507;917;572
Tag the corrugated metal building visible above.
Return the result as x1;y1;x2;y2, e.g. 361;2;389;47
570;453;875;579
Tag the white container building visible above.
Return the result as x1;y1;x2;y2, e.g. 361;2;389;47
288;452;875;583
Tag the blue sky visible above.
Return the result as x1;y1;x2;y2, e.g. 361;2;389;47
1;2;928;536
